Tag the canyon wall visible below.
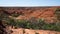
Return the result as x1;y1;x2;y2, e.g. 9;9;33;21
1;7;60;23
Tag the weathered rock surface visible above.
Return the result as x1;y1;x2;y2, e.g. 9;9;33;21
11;28;60;34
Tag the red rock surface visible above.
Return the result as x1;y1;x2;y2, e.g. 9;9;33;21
2;7;55;19
1;7;60;23
11;28;60;34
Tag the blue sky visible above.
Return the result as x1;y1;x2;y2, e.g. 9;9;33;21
0;0;60;6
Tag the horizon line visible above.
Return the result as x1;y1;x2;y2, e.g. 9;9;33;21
0;6;60;7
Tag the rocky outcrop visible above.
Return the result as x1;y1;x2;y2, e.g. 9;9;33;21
11;28;60;34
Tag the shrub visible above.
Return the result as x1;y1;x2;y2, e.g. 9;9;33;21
5;18;16;27
55;8;60;20
55;22;60;31
38;19;45;27
15;19;27;28
42;23;56;30
11;13;19;17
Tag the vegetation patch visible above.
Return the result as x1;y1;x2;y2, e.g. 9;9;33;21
55;8;60;21
4;17;60;32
